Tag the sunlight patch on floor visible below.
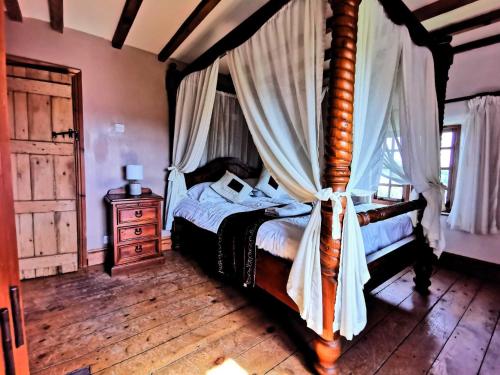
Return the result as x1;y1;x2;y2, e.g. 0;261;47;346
206;358;248;375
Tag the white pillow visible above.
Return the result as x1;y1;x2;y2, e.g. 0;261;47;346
211;171;253;203
255;169;287;199
199;186;229;203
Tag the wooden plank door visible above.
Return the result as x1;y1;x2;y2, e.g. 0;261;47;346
7;65;79;279
0;2;30;373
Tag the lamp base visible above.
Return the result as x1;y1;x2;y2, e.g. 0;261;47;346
128;182;142;196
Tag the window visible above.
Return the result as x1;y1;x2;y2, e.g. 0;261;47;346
440;125;461;212
376;137;410;202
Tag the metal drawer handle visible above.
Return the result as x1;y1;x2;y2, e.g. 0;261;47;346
134;228;142;235
0;308;15;375
135;245;143;253
135;210;143;218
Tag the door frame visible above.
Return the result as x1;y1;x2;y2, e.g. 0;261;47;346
6;55;88;270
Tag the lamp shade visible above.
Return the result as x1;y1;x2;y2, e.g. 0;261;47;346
126;165;143;180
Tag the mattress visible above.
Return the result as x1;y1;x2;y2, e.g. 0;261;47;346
256;203;415;261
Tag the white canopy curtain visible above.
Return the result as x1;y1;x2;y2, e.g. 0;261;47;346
336;0;444;337
228;0;326;334
335;0;403;339
395;31;444;253
448;96;500;234
204;91;260;167
165;59;220;230
381;37;444;238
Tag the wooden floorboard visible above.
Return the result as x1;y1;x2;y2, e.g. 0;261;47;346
479;312;500;375
428;282;500;375
21;251;499;375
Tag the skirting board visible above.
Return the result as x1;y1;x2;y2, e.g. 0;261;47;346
439;252;500;283
87;236;172;266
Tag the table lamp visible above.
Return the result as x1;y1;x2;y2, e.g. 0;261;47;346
126;165;143;196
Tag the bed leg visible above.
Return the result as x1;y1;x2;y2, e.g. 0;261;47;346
171;219;183;251
313;335;341;375
413;243;434;295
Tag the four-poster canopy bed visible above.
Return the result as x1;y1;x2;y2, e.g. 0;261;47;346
164;0;453;373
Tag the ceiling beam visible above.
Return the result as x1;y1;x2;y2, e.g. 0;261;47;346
48;0;63;33
453;33;500;53
5;0;22;22
414;0;478;22
112;0;143;49
432;8;500;36
182;0;291;77
158;0;222;62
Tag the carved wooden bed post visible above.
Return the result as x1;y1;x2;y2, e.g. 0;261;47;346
314;0;360;373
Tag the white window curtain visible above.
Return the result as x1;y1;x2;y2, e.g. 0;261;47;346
165;59;220;230
204;91;260;167
448;96;500;234
227;0;326;334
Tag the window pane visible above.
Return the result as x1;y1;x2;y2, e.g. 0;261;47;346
378;185;389;198
441;131;453;148
440;149;451;168
385;138;392;149
380;175;390;184
440;169;449;187
390;186;403;199
394;152;402;165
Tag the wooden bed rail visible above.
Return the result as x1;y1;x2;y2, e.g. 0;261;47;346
357;197;426;226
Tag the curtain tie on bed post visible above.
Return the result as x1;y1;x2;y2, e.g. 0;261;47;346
167;166;182;181
315;188;351;240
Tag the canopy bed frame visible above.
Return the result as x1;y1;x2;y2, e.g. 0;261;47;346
165;1;453;373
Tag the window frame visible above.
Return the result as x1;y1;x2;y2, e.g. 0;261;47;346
375;137;411;203
441;125;461;212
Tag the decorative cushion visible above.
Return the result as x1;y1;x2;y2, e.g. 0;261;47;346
211;170;253;203
255;169;287;199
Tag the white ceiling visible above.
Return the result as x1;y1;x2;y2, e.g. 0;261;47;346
16;0;269;62
404;0;500;46
14;0;500;62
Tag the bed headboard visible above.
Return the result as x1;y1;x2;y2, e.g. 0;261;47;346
184;157;261;189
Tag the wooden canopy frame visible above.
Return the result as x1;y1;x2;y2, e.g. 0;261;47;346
166;1;454;373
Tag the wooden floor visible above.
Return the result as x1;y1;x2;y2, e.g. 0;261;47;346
22;251;499;375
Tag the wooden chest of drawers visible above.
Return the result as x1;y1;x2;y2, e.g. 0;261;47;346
105;187;164;275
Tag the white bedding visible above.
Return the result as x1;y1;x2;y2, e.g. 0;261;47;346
173;182;295;233
256;203;414;260
173;184;414;259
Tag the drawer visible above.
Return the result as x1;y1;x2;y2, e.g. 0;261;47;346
118;206;157;225
117;240;157;264
118;223;157;243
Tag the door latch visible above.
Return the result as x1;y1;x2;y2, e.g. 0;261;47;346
52;128;79;141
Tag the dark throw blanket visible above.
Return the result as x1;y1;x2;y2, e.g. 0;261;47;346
216;209;275;288
216;205;312;288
